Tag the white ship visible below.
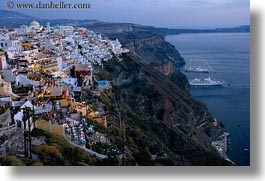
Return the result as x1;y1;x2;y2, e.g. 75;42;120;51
184;60;211;73
189;77;224;86
185;67;209;73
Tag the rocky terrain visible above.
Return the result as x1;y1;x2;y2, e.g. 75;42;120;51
95;52;230;165
0;9;235;165
86;21;231;165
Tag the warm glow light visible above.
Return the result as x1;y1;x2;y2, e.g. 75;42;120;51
38;93;44;98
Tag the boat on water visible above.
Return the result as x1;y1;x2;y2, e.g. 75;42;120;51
184;60;211;73
185;67;209;73
189;77;224;86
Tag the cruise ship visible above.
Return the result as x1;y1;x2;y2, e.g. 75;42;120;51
189;77;224;86
185;67;209;73
184;60;211;73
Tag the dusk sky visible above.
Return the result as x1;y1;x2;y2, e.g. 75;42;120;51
1;0;250;28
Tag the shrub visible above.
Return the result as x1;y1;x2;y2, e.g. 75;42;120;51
0;156;24;166
33;145;64;166
31;162;44;166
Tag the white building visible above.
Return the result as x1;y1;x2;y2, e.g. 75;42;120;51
0;34;10;50
21;49;39;63
59;26;74;36
15;74;39;87
62;78;78;87
29;20;42;31
46;22;51;33
14;25;28;34
0;36;22;54
0;52;7;70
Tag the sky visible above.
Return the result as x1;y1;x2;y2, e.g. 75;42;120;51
1;0;250;28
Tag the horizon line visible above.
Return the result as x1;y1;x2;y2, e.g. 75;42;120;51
0;8;250;30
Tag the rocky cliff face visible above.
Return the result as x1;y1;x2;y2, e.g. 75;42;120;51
118;54;223;144
127;36;185;69
90;23;230;165
97;53;230;166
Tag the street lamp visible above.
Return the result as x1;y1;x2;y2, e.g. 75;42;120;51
32;99;36;129
22;106;34;159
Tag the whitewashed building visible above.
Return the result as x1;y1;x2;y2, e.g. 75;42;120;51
59;26;74;36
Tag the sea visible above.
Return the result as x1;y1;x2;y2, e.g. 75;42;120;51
166;33;250;166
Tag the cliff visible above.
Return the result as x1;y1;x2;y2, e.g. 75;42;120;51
86;23;250;37
127;36;185;68
0;9;233;165
96;53;230;166
89;23;231;165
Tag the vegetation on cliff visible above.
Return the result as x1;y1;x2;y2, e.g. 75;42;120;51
95;53;231;166
0;9;234;165
0;129;119;166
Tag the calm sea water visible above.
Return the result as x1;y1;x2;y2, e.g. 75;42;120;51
166;33;250;166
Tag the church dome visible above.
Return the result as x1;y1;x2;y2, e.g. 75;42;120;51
30;21;40;29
